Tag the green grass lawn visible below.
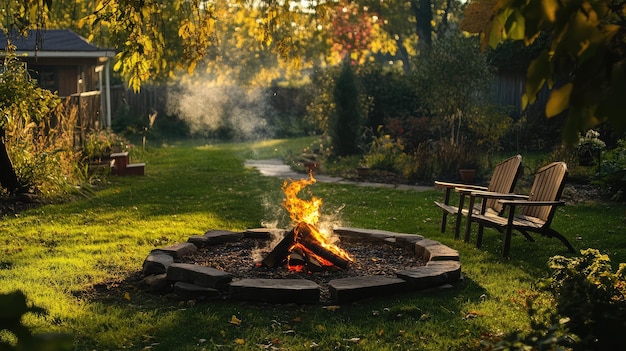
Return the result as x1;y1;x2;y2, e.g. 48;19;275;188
1;137;625;350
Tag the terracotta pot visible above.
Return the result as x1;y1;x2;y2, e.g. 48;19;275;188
459;169;476;183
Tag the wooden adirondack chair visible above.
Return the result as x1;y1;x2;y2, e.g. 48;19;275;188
466;162;575;257
434;155;522;241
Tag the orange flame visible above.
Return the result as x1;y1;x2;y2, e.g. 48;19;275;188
281;172;321;225
281;173;354;268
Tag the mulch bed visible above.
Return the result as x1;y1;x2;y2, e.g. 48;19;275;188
179;236;424;302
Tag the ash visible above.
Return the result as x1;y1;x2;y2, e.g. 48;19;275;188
180;237;425;302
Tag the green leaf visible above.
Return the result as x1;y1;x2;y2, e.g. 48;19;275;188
504;10;525;40
546;82;572;118
524;50;550;107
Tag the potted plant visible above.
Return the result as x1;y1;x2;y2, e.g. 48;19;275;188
575;129;606;166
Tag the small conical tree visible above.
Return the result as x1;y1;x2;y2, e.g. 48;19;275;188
330;60;363;157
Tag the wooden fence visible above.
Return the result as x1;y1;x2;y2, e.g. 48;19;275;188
65;91;102;148
110;84;168;122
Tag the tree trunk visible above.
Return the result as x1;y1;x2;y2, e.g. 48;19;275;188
0;129;20;193
394;36;411;73
411;0;433;54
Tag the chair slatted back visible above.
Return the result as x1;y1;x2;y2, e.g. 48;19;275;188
522;162;568;222
485;155;523;214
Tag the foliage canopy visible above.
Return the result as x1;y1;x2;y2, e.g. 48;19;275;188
464;0;626;144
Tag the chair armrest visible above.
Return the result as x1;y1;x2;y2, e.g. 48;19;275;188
498;200;565;206
455;186;488;194
435;181;487;191
469;190;529;200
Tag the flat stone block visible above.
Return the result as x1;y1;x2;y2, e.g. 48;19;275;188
167;263;232;289
328;276;408;304
187;235;210;247
414;238;443;258
397;261;461;290
393;234;425;247
334;227;398;243
334;227;422;248
424;244;459;261
229;278;320;304
155;242;198;258
244;228;285;239
204;230;244;244
174;281;221;300
140;273;170;292
142;251;175;275
425;260;462;281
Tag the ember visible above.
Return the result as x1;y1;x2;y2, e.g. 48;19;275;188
261;172;354;272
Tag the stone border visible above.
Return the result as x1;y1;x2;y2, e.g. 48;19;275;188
140;227;461;304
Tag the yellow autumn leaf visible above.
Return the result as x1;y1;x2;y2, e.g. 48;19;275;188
235;338;245;345
546;83;573;118
124;292;131;301
230;315;242;325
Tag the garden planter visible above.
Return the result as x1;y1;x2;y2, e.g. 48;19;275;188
459;169;476;183
357;167;370;178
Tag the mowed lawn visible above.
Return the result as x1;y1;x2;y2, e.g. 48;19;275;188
1;137;625;350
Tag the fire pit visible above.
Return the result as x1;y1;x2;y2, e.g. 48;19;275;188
140;174;461;304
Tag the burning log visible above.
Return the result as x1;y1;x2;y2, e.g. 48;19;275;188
297;223;351;269
261;222;352;271
261;230;296;268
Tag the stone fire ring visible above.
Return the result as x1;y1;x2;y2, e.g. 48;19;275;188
140;227;461;304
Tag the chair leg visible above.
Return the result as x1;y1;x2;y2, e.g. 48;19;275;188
440;212;448;233
476;224;485;248
503;225;513;257
502;209;516;257
453;193;465;240
464;195;476;243
440;188;451;233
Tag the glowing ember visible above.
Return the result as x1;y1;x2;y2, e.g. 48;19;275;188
279;172;354;271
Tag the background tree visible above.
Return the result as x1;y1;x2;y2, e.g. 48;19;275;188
330;60;364;156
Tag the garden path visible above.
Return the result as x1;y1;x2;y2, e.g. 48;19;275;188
245;159;433;192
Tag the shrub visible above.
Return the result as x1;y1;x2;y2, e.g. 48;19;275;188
543;249;626;349
363;131;405;172
329;60;366;156
479;249;626;350
1;50;86;199
82;129;131;161
598;138;626;201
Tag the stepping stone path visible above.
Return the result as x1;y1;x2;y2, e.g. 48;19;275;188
141;227;461;304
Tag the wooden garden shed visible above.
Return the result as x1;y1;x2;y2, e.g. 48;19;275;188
0;29;116;128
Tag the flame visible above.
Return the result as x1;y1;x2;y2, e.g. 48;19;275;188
281;173;354;270
281;172;321;224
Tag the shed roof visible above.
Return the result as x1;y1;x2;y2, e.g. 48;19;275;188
0;29;115;58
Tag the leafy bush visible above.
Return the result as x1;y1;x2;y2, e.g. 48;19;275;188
1;50;85;199
544;249;626;349
479;249;626;350
82;129;131;161
598;139;626;201
363;130;405;172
